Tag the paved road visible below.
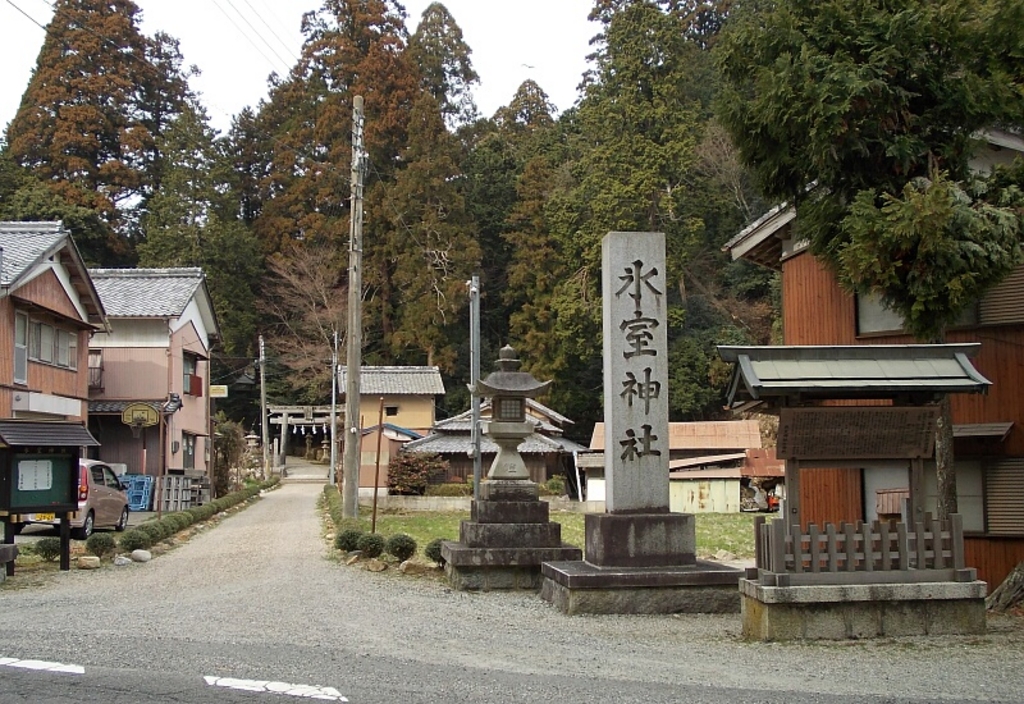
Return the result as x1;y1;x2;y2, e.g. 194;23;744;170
1;477;1022;704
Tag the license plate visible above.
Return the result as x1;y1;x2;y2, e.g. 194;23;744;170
32;513;55;522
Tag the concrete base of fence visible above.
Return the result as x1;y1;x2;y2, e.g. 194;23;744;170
540;560;743;615
739;577;988;640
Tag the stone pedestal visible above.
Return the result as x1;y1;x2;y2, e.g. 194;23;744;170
540;511;742;614
441;481;582;591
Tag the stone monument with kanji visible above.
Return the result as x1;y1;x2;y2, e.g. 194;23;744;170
541;231;742;613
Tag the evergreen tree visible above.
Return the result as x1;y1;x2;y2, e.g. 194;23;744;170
385;93;481;370
5;0;190;257
716;0;1024;516
253;0;420;255
408;2;479;127
138;102;261;359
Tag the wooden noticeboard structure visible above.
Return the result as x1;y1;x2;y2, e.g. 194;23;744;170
719;344;992;531
718;344;993;640
0;421;100;573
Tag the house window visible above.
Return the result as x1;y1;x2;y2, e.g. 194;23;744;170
25;317;78;371
14;312;28;384
88;349;103;389
856;292;978;336
183;354;198;395
183;433;197;470
385;405;399;417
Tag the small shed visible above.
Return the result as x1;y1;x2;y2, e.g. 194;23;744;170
718;344;992;640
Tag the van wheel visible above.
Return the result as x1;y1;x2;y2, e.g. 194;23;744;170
73;511;94;540
115;507;129;532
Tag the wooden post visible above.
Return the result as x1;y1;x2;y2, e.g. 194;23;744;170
785;458;801;533
860;520;874;572
826;523;838;572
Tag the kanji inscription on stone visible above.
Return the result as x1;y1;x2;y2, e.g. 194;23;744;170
602;232;669;512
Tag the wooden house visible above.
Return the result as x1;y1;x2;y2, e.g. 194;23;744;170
86;268;219;482
583;420;765;508
0;222;107;423
723;131;1024;586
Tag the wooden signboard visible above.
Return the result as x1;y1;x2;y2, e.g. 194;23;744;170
777;406;938;460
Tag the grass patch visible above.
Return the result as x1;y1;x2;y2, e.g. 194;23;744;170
361;507;756;560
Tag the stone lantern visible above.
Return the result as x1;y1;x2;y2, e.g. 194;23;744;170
442;345;581;590
473;345;550;482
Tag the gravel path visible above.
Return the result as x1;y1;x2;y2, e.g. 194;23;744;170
2;481;1022;702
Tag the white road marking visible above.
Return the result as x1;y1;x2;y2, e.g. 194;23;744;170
204;675;348;701
0;657;85;675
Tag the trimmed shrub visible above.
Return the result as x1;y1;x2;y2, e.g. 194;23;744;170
424;538;445;567
137;522;168;543
85;532;116;558
167;513;192;532
335;528;364;553
424;482;472;497
356;532;386;558
118;528;152;552
385;533;417;562
386;453;449;495
34;537;62;562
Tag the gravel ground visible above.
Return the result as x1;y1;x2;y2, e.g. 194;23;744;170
2;481;1022;702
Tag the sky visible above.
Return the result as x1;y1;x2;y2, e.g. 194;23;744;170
0;0;597;135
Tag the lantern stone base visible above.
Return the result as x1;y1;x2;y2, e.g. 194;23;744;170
440;480;583;591
739;577;988;641
540;511;742;614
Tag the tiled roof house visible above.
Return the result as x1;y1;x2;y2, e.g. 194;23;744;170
87;268;219;481
0;221;107;422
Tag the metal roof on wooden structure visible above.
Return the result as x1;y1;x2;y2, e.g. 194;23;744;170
719;344;991;407
0;420;99;447
589;420;762;451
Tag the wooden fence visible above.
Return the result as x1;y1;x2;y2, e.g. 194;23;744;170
754;514;978;587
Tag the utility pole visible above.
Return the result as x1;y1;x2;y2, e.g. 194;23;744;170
259;334;270;478
469;276;482;500
329;330;338;485
343;95;366;519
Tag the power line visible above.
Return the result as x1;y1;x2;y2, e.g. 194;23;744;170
210;0;291;78
4;0;47;31
221;0;295;75
241;0;302;65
